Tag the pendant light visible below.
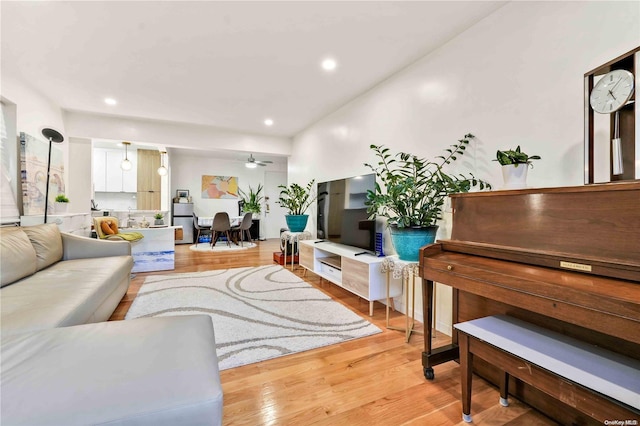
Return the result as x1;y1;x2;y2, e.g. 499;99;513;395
121;142;132;171
157;151;168;176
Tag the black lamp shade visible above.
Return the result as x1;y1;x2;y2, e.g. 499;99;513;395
41;128;64;143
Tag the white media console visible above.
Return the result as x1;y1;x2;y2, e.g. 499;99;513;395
299;240;402;316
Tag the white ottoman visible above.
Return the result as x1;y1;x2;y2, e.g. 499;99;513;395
1;315;223;425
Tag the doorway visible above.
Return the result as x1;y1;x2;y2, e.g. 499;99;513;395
263;171;288;239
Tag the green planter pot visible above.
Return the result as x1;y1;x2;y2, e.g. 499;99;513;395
285;215;309;232
389;225;439;262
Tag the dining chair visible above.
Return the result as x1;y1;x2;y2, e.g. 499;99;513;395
193;212;212;246
231;212;253;247
211;212;232;247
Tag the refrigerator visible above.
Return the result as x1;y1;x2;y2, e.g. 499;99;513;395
172;203;194;244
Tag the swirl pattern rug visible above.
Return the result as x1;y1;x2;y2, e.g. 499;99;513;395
125;265;381;370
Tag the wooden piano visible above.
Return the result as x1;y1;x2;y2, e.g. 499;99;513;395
419;182;640;424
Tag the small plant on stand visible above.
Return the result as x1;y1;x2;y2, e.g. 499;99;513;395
54;194;69;213
494;146;541;188
154;212;164;225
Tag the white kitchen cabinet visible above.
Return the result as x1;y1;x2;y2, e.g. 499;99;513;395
93;149;107;192
93;148;137;193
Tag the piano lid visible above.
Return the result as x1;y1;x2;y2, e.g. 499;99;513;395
447;182;640;281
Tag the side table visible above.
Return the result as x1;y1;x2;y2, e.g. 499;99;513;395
280;231;312;271
381;256;434;343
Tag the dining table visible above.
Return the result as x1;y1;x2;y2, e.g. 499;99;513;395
197;215;244;244
197;216;243;228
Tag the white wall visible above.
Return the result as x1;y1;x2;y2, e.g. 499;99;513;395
289;1;640;333
67;137;92;213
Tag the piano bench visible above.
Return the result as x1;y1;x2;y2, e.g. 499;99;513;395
454;315;640;423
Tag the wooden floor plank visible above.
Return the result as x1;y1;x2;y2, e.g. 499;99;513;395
110;239;559;425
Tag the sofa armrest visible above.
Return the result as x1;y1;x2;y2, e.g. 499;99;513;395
61;232;131;260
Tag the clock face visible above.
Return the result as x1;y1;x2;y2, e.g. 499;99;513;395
589;69;635;114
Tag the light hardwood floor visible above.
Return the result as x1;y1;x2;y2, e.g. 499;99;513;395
110;239;557;425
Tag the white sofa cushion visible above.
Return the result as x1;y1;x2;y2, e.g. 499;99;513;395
1;315;223;426
0;227;37;287
1;255;133;336
23;223;63;271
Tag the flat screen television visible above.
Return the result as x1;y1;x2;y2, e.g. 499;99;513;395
316;173;376;253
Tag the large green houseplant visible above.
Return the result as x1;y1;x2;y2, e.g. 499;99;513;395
365;133;491;261
239;184;264;214
277;179;322;232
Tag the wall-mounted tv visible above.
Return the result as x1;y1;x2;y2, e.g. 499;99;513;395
317;173;376;253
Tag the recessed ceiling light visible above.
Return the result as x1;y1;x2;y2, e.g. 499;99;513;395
264;118;274;126
105;98;117;105
321;58;337;71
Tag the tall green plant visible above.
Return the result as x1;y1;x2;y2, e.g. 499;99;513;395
239;184;263;213
277;180;321;215
365;133;491;228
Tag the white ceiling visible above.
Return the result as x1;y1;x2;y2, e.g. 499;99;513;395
2;1;505;141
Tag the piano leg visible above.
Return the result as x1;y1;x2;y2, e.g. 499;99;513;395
423;278;435;380
421;278;459;380
459;332;473;423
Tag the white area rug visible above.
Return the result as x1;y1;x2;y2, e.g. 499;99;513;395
189;242;257;252
125;265;381;370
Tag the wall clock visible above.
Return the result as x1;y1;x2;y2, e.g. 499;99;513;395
589;69;635;114
588;68;636;176
584;46;639;183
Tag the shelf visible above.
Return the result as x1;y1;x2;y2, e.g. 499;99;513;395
319;256;341;270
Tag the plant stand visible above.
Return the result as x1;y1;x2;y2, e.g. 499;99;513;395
280;231;312;271
381;256;430;343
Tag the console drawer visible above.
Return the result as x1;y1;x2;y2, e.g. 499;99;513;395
319;261;342;282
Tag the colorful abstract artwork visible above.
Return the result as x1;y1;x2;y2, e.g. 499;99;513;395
201;175;238;199
20;132;65;215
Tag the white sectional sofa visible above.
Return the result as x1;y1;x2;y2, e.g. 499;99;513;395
1;224;133;337
1;224;223;425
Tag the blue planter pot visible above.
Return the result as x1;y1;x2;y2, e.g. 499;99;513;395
285;215;309;232
389;225;438;262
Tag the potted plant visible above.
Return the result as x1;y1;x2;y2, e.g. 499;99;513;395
154;212;164;225
54;194;69;213
365;133;491;261
494;146;541;189
239;184;264;216
277;179;323;232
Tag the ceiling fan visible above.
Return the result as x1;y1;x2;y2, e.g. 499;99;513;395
245;154;273;168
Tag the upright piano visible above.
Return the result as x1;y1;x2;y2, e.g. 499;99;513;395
419;182;640;424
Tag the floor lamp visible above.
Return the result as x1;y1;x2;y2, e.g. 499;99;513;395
41;128;64;223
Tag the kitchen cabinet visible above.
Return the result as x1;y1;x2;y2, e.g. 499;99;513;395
93;148;137;193
136;149;161;210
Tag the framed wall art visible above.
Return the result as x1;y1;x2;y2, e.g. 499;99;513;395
201;175;238;199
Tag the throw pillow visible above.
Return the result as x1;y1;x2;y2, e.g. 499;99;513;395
110;220;119;235
101;221;116;235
